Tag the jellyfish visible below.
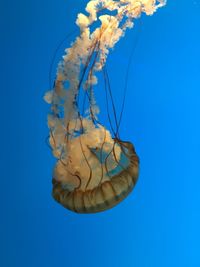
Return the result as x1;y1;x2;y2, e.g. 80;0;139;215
44;0;166;213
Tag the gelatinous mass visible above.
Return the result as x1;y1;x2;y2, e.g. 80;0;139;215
44;0;166;213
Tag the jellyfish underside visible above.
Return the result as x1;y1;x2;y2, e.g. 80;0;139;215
52;138;139;213
45;0;166;213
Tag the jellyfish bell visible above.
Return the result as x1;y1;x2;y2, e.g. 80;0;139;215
44;0;166;213
52;122;139;213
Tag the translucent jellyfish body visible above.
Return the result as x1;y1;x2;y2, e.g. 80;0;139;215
45;0;166;213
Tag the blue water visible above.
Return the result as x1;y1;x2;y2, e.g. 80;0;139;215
1;0;200;267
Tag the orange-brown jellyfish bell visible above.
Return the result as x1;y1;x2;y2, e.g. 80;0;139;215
52;136;139;213
44;0;166;213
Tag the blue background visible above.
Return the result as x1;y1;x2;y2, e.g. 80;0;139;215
1;0;200;266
